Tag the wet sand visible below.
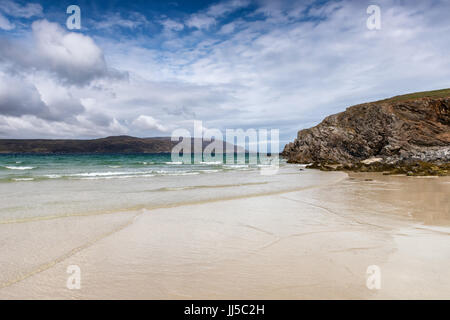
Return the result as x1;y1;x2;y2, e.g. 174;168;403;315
0;169;449;299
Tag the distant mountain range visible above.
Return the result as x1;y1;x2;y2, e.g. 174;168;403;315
0;136;244;154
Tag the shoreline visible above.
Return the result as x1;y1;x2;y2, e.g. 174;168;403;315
1;169;448;226
0;169;347;225
0;168;449;299
286;160;450;177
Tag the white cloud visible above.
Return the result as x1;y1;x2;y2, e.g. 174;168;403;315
0;73;48;117
151;0;450;140
0;71;85;122
0;114;128;139
1;0;450;143
0;20;125;85
31;20;110;85
218;22;236;34
132;115;169;133
93;12;149;30
0;12;14;30
0;0;42;18
186;14;216;30
206;0;250;17
160;18;184;32
186;0;250;30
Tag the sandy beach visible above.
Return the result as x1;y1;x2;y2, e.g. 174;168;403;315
2;0;450;306
0;165;449;300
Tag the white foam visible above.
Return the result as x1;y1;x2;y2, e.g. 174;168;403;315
200;161;222;165
79;174;155;180
171;172;200;176
4;166;35;170
159;172;200;176
44;175;62;179
223;164;249;169
69;171;143;177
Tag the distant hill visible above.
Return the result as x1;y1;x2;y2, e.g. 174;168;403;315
0;136;244;154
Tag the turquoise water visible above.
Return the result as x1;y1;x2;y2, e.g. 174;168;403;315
0;154;278;182
0;153;291;222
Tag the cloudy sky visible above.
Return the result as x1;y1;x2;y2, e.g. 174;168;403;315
0;0;449;145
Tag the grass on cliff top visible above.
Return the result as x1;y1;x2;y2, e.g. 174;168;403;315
375;88;450;103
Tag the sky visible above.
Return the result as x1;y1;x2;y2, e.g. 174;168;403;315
0;0;449;146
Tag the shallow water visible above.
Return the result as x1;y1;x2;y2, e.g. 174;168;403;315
0;154;288;222
0;154;271;182
0;163;449;299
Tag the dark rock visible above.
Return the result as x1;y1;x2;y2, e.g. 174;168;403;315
282;90;450;165
283;90;450;175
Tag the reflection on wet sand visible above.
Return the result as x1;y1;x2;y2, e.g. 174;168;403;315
0;168;449;299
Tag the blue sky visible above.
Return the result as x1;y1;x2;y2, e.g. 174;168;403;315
0;0;450;146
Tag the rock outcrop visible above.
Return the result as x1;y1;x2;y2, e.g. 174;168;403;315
282;90;450;165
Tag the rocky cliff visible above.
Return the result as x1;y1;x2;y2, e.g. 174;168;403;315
282;90;450;166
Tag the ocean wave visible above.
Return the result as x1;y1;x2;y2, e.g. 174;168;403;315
168;172;200;176
156;171;200;176
223;164;249;169
68;171;147;177
43;174;62;179
4;166;35;170
79;174;155;180
12;178;34;181
200;161;222;165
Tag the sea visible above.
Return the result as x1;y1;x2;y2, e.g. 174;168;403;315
0;153;273;183
0;153;325;223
